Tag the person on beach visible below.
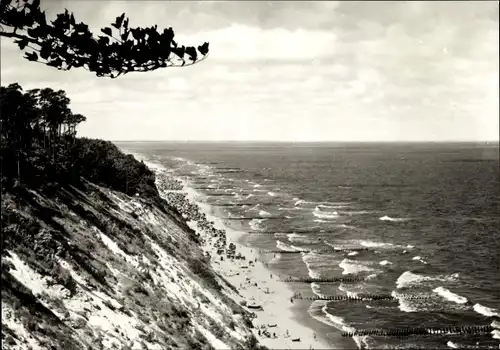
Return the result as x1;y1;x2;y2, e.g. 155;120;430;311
313;332;316;340
290;297;293;304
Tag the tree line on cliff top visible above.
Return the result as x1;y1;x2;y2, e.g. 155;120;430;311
1;0;208;194
1;83;159;198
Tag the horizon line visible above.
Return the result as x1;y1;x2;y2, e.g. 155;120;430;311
110;140;500;143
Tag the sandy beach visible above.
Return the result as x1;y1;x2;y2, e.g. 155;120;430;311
181;187;334;350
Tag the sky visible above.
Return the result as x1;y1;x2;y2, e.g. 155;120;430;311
1;0;499;141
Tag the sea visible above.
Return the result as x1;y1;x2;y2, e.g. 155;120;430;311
116;141;500;350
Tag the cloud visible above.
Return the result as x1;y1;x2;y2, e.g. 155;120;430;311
1;1;498;141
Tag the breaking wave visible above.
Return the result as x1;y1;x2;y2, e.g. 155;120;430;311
433;287;468;304
473;303;500;317
339;258;375;275
379;215;409;222
396;271;459;289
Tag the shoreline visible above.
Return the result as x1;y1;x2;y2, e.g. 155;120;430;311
125;152;351;349
182;185;335;349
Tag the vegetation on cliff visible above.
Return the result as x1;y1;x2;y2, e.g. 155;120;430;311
1;83;159;197
0;83;265;349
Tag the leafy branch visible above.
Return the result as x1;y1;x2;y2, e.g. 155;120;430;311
0;0;210;78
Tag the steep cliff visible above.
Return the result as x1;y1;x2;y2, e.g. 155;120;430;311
1;178;262;350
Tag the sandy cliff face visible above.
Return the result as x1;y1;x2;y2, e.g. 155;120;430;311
1;181;257;350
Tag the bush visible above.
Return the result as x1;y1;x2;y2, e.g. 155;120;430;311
187;257;221;292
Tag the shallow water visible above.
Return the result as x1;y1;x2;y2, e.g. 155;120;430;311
117;142;500;349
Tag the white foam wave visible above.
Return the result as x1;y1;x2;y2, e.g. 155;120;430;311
343;210;370;215
267;192;276;196
492;320;500;329
321;304;355;333
379;215;409;222
433;287;468;304
302;252;322;279
313;207;339;219
396;271;433;289
253;184;261;188
412;256;428;264
493;330;500;340
379;260;392;266
249;218;265;231
290;245;308;252
258;210;272;217
473;303;500;317
360;240;394;248
391;291;418;312
286;233;317;244
339;258;374;275
314;219;330;223
348;251;359;256
311;283;323;297
287;233;306;240
447;341;459;348
338;284;359;298
318;204;350;209
276;240;296;252
396;271;458;289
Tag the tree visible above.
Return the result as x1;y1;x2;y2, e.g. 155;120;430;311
0;0;210;78
1;83;88;185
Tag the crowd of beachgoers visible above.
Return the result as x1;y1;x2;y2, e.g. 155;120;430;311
152;171;330;349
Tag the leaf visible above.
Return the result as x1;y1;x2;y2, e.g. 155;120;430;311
24;52;38;61
121;30;130;41
14;38;29;50
173;45;185;59
117;13;125;27
101;27;112;36
185;46;197;62
198;42;209;56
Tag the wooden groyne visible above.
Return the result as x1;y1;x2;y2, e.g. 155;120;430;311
341;325;495;337
223;217;288;220
248;231;344;235
254;229;345;235
284;276;365;284
261;248;369;254
191;187;225;190
214;171;244;174
205;193;236;197
210;203;256;207
292;293;430;301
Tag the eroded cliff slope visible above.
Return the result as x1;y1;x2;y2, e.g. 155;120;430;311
1;180;260;350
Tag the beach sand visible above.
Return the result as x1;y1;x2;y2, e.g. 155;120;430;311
184;187;334;350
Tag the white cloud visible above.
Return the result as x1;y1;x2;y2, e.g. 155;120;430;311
1;1;498;141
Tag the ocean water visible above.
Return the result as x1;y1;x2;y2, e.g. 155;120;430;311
117;142;500;349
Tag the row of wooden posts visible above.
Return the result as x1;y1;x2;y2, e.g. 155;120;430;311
342;325;495;337
283;276;365;283
291;293;431;302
